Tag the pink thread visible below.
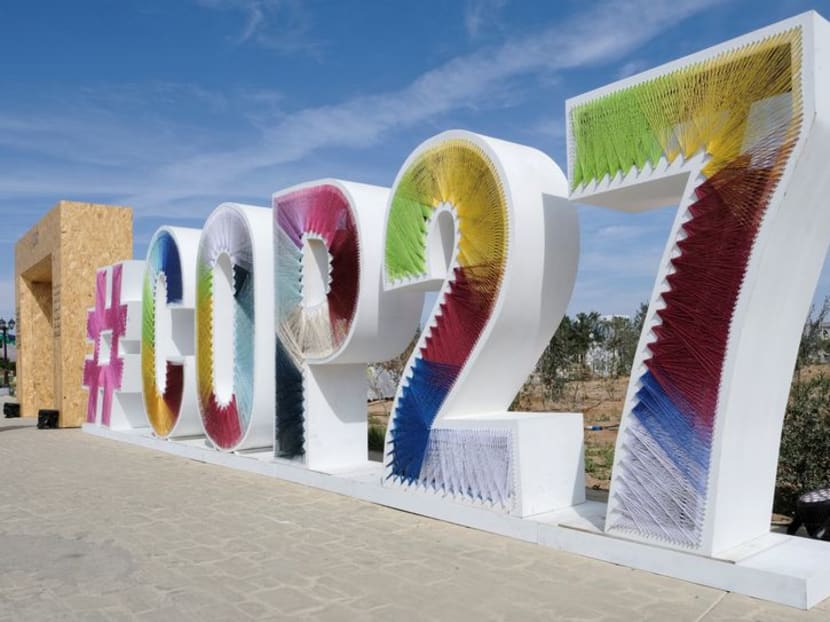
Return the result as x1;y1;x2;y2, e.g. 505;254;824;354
83;264;128;426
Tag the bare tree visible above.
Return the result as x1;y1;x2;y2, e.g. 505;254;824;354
368;329;420;409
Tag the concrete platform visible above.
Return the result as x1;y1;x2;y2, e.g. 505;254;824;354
84;424;830;610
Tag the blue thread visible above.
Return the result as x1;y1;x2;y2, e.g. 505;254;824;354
631;370;710;495
389;357;459;482
157;231;183;304
275;338;305;457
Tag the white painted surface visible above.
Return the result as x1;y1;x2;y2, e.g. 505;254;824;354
303;363;368;471
211;253;235;406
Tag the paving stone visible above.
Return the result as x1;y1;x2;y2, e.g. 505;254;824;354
251;585;324;615
310;603;373;622
0;417;828;620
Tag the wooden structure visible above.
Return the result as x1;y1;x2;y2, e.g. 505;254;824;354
14;201;132;427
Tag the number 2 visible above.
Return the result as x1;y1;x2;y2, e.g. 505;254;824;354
383;130;582;516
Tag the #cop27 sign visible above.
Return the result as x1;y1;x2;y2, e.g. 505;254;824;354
83;12;830;557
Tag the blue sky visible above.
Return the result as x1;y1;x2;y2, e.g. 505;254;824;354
2;0;828;324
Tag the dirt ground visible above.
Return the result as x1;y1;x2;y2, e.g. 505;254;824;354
514;376;628;490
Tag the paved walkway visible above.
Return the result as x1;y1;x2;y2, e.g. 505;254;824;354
0;416;828;621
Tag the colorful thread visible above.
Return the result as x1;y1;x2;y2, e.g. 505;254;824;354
384;138;510;502
419;429;514;507
570;30;803;547
274;184;360;457
196;208;256;450
83;264;127;427
142;231;185;437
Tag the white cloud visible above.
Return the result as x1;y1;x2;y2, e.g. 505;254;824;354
464;0;508;39
237;1;266;43
0;0;732;223
595;224;659;242
616;59;649;79
118;0;731;213
580;248;664;279
0;81;284;213
523;115;566;141
195;0;323;57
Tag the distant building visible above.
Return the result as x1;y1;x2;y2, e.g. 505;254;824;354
815;322;830;364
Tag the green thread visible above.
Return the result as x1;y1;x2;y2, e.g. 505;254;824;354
571;81;668;190
385;175;433;281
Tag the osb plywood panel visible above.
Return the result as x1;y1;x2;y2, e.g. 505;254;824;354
16;209;60;277
17;279;54;416
14;201;133;427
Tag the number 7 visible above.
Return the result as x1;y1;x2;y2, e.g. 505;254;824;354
568;12;830;554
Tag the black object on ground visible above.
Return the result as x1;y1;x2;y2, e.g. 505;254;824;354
37;409;59;429
787;488;830;539
3;402;20;418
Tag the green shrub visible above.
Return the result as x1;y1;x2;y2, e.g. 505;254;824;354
584;443;615;482
368;424;386;452
775;374;830;516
